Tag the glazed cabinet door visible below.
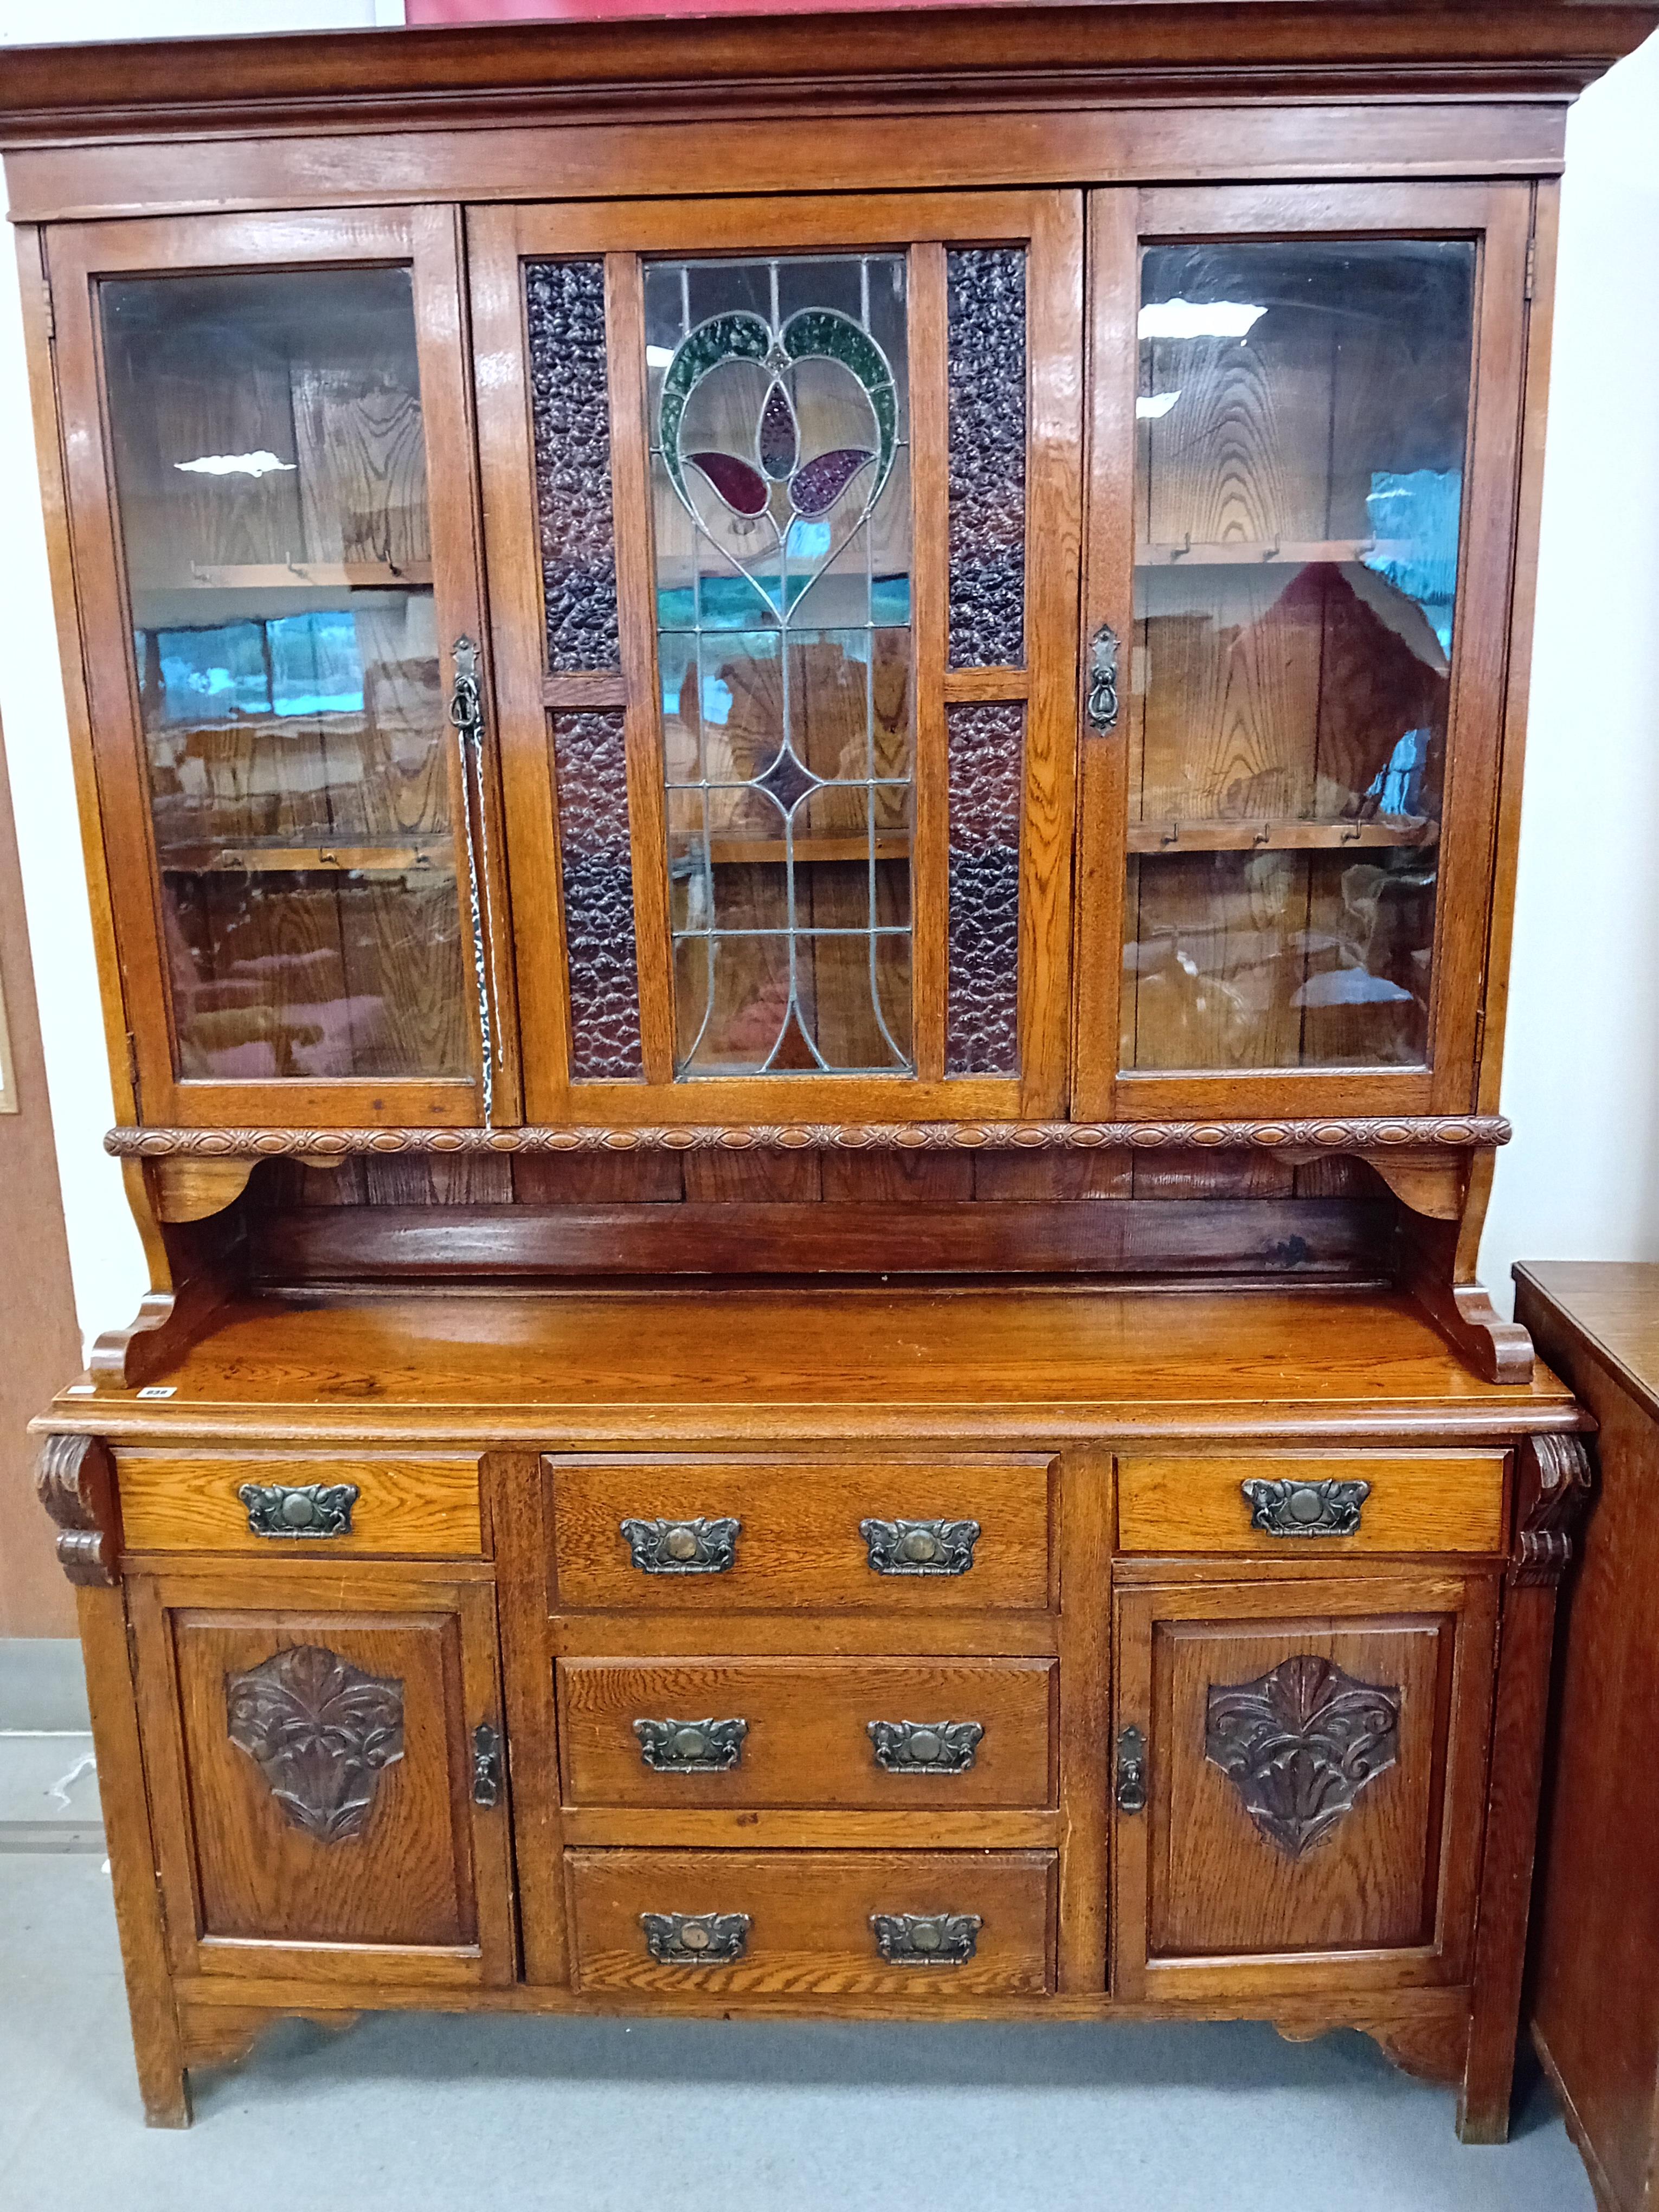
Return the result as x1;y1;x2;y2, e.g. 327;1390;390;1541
1111;1572;1497;2001
1077;184;1532;1120
128;1565;515;1988
49;211;515;1129
470;192;1082;1123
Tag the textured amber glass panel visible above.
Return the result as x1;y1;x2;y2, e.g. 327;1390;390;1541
646;254;914;1076
526;259;621;672
1122;240;1475;1073
946;700;1025;1075
946;247;1027;671
551;710;644;1080
101;268;466;1082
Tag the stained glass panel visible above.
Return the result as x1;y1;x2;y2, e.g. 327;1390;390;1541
526;259;620;673
552;709;644;1079
646;253;914;1077
945;700;1024;1075
946;247;1027;671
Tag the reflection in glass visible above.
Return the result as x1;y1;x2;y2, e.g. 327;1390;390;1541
1121;240;1475;1073
645;254;914;1076
102;267;466;1082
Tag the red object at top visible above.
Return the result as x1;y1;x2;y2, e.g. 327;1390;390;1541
406;0;1031;19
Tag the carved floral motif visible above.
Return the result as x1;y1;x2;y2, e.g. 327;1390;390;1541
226;1645;405;1844
1205;1655;1400;1860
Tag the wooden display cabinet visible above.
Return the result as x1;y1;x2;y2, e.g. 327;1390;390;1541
7;0;1647;2139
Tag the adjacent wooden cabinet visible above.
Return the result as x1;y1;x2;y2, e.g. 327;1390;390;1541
8;0;1649;2148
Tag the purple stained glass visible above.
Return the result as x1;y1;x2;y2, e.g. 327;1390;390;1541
759;381;799;479
946;700;1025;1075
947;248;1027;671
552;710;643;1079
526;260;621;673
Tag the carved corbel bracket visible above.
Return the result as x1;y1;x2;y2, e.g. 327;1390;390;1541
1512;1432;1594;1586
35;1433;119;1586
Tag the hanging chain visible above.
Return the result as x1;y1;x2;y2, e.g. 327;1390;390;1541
448;635;495;1127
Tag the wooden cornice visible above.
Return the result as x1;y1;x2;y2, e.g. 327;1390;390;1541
107;1114;1511;1160
0;4;1653;145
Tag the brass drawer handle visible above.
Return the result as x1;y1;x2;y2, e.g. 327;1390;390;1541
1116;1725;1148;1815
1086;620;1121;732
619;1515;741;1574
860;1517;980;1577
641;1911;750;1964
238;1481;359;1539
634;1716;748;1772
867;1719;983;1773
870;1911;981;1965
1241;1477;1370;1538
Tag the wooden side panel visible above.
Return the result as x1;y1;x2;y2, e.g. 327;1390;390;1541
567;1847;1055;1999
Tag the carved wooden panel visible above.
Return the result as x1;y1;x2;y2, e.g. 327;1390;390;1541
226;1644;405;1843
1204;1654;1400;1859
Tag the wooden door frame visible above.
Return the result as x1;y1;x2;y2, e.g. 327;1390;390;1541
46;205;519;1130
1110;1566;1500;2003
469;189;1083;1125
126;1559;516;1990
1075;179;1532;1122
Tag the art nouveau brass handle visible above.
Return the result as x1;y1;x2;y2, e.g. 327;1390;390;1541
1086;621;1120;731
619;1515;742;1573
860;1517;980;1576
471;1721;502;1809
237;1481;358;1539
867;1719;983;1773
634;1716;748;1772
870;1912;982;1965
641;1911;750;1964
1240;1477;1370;1538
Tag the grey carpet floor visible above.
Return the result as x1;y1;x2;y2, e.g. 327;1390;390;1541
0;1846;1593;2212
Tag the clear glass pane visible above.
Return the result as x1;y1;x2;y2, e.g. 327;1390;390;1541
101;267;467;1082
646;253;914;1078
1122;239;1474;1073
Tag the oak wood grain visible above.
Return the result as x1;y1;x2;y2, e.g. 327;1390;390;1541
115;1449;485;1558
1116;1450;1508;1555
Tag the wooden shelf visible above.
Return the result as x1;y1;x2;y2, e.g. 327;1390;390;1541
158;841;451;875
1136;539;1398;569
700;834;911;867
1127;818;1435;857
183;561;433;590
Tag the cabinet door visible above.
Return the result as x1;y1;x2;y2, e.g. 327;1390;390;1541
1112;1571;1497;2001
1077;183;1531;1120
129;1565;515;1988
50;210;515;1129
470;192;1082;1123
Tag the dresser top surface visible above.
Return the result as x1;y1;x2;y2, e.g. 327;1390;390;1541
1516;1261;1659;1414
50;1283;1575;1445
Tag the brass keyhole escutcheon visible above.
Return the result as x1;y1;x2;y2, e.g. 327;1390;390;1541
678;1923;711;1952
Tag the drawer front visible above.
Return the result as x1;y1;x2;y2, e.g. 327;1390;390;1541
568;1848;1054;1998
116;1452;485;1558
1116;1451;1508;1555
550;1456;1054;1611
558;1656;1056;1809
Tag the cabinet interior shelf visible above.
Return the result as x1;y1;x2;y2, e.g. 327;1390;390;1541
698;834;911;868
181;560;434;590
158;842;452;876
1136;538;1400;569
1127;818;1435;856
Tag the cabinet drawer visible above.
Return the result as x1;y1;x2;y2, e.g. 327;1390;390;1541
568;1848;1054;1998
115;1451;485;1558
1116;1451;1507;1555
557;1656;1056;1809
549;1455;1054;1611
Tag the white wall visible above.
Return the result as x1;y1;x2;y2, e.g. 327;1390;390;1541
0;10;1653;1344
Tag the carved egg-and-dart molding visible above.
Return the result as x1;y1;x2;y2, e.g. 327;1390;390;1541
1204;1654;1400;1861
226;1644;405;1844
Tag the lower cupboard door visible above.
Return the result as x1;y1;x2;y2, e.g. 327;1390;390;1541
128;1568;516;1988
1111;1573;1499;2002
